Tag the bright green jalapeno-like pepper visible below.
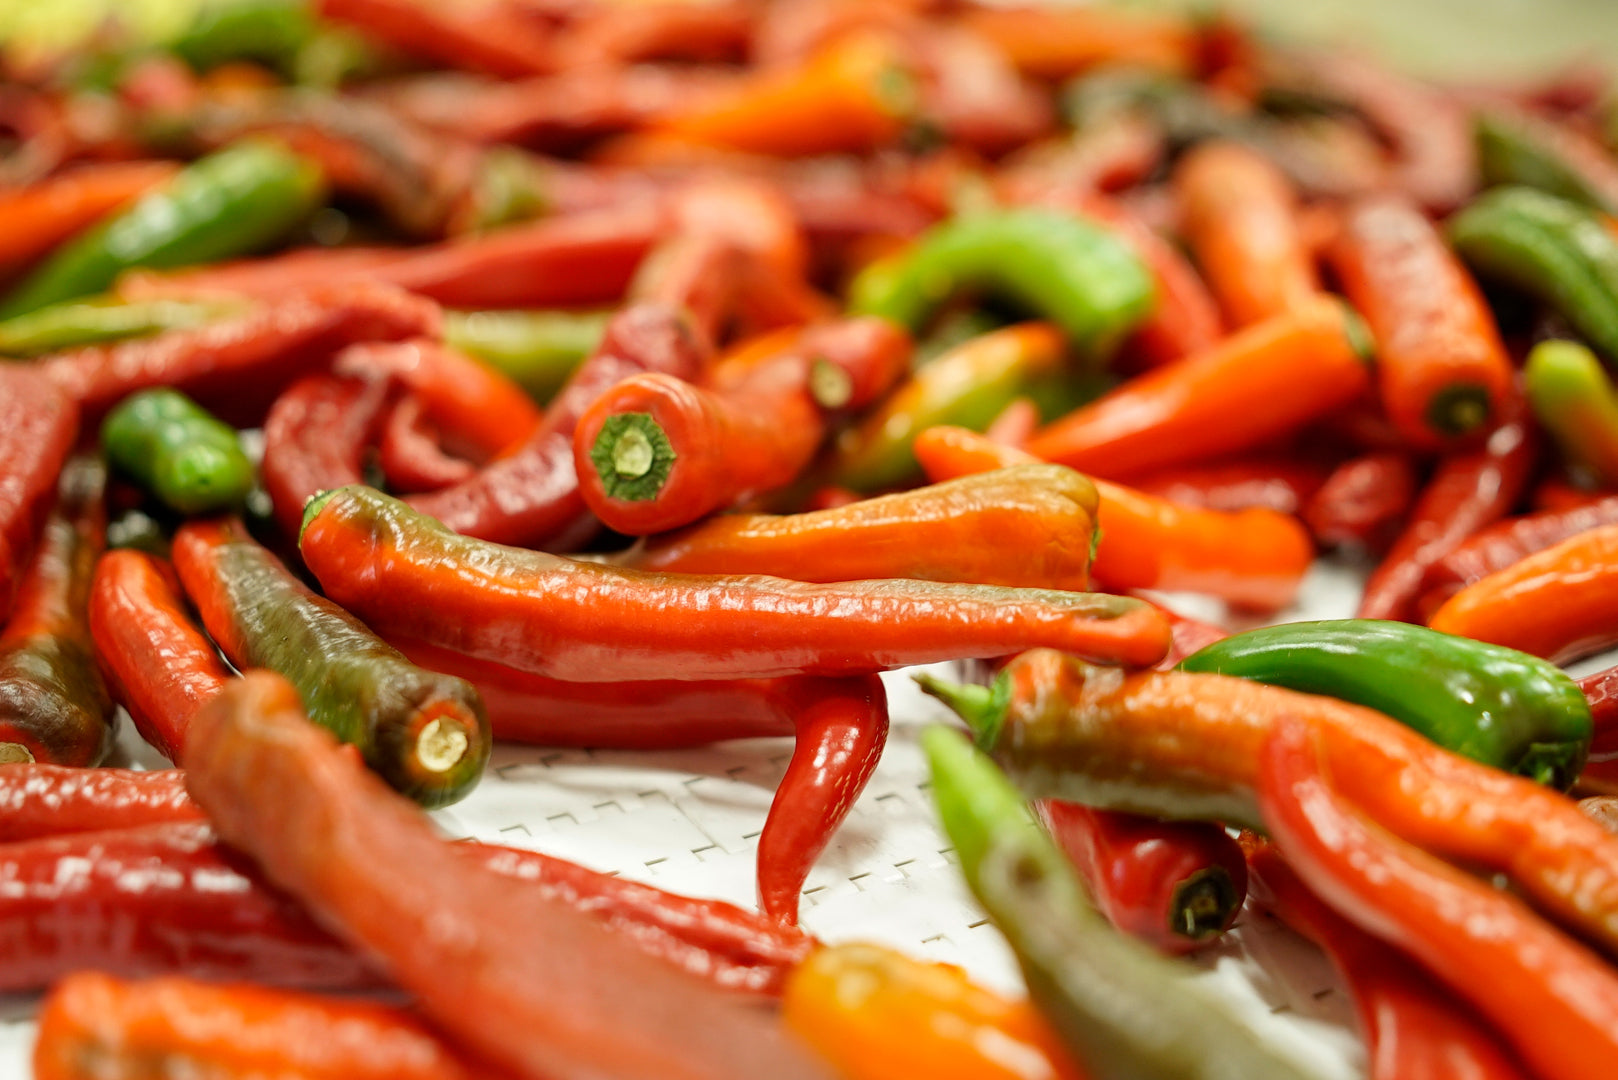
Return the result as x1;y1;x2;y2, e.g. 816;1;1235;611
101;389;256;516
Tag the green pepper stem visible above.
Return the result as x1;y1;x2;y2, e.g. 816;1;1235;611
588;412;677;503
298;488;342;546
914;672;1006;750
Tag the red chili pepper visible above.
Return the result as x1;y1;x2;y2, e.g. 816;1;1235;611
1152;603;1229;670
575;318;910;535
909;21;1056;155
1357;408;1538;621
88;549;231;763
0;457;113;768
0;765;202;843
1579;667;1618;785
1535;476;1612;513
1130;456;1329;516
302;484;1173;680
183;671;836;1080
376;395;477;494
1257;716;1618;1080
335;339;542;462
33;973;497;1080
802;485;862;511
1035;800;1247;954
1326;193;1513;447
0;161;178;278
629;232;748;353
407;301;708;547
40;281;438;423
1303;451;1421;552
1244;838;1530;1080
560;0;755;67
260;373;396;539
0;365;78;623
982;396;1041;448
317;0;558;78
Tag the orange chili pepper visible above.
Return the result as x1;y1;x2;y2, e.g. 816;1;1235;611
911;426;1315;611
647;32;915;157
1173;141;1319;328
33;972;495;1080
1326;193;1513;447
1023;298;1370;479
956;4;1197;79
782;942;1086;1080
1428;523;1618;664
0;162;178;279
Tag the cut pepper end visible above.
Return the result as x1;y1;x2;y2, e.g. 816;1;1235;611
0;743;34;764
1169;866;1240;941
1425;383;1494;438
588;412;678;503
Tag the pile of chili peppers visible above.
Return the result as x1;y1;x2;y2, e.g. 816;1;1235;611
10;0;1618;1077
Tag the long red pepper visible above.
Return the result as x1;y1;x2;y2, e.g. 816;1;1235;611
1244;838;1529;1080
1035;800;1247;954
261;373;396;539
0;366;78;623
1258;717;1618;1080
1130;457;1328;516
1303;451;1421;552
39;282;438;423
317;0;557;77
407;301;708;547
0;457;113;767
0;765;202;843
87;549;231;763
1357;407;1537;621
1327;193;1513;447
302;484;1172;680
183;672;835;1080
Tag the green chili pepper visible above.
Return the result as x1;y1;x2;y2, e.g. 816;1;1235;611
1447;186;1618;363
1524;338;1618;489
848;207;1154;369
169;0;315;73
922;727;1311;1080
0;297;241;357
0;140;325;319
1176;619;1591;790
827;322;1103;491
102;389;256;516
1476;110;1618;216
442;308;611;403
461;147;555;235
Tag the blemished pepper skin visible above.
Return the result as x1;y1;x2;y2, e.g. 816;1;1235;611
1178;619;1592;788
0;141;325;319
1427;523;1618;664
1258;718;1618;1080
88;549;231;763
849;207;1154;368
1476;108;1618;216
920;650;1618;963
101;389;254;516
183;671;836;1080
33;973;496;1080
922;727;1311;1080
782;942;1086;1080
300;484;1172;680
1244;838;1531;1080
0;457;114;768
1326;192;1513;447
0;366;79;624
1448;186;1618;363
172;518;489;808
0;765;203;843
617;464;1099;591
1525;338;1618;486
1035;800;1247;954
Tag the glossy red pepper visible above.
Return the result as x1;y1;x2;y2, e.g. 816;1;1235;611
88;549;231;763
0;765;202;843
1035;800;1247;954
1303;451;1421;552
183;671;835;1080
1153;603;1230;671
0;365;78;623
261;373;396;540
407;301;708;548
376;394;476;493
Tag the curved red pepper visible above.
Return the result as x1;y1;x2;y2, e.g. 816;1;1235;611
0;366;78;624
261;373;396;539
376;395;477;494
0;765;203;843
1303;451;1421;552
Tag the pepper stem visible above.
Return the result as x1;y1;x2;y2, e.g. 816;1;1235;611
1516;740;1587;792
1169;867;1239;941
588;412;677;502
808;358;853;409
914;672;1008;751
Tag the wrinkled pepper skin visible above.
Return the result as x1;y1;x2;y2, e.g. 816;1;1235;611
1179;619;1592;788
0;457;114;767
300;485;1172;680
101;389;255;516
619;464;1098;590
0;366;79;624
922;727;1310;1080
88;549;231;763
783;942;1085;1080
183;672;835;1080
1258;718;1618;1080
173;518;489;808
850;207;1154;368
1525;338;1618;486
33;973;493;1080
0;765;203;843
